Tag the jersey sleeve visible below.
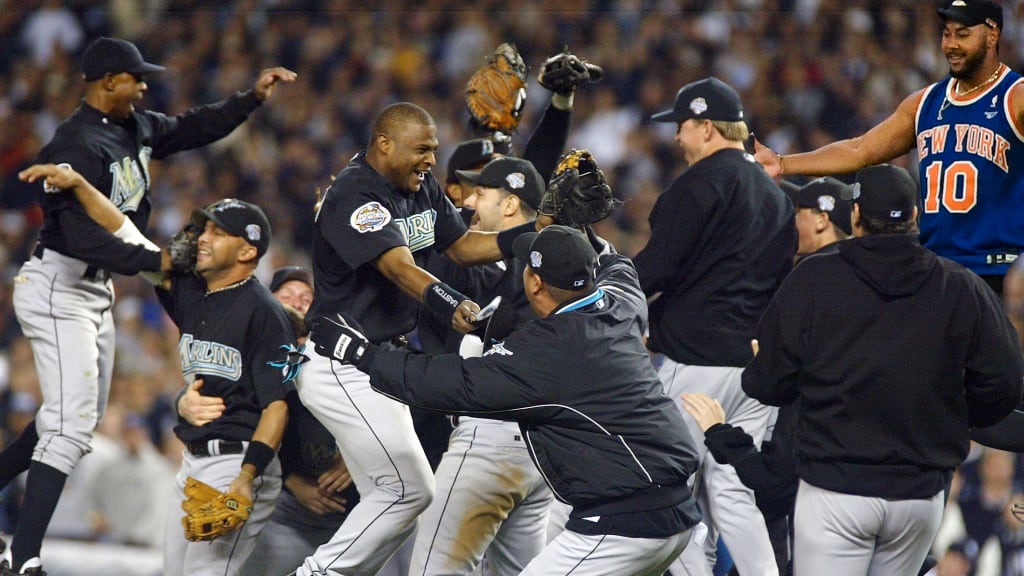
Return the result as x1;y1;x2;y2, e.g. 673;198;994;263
53;208;162;274
247;302;296;409
143;90;262;159
317;177;409;271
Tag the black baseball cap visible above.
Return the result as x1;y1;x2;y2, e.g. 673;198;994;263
446;138;512;182
81;37;165;82
938;0;1003;29
270;266;313;293
651;77;744;123
512;225;597;291
192;198;272;257
842;164;919;223
455;157;544;210
788;177;854;236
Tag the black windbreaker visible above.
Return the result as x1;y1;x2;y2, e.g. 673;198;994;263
357;254;702;537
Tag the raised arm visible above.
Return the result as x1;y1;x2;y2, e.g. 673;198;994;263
754;89;923;178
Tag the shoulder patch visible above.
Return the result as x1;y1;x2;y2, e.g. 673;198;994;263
350;201;392;233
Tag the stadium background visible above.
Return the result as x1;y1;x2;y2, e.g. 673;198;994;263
1;1;1023;574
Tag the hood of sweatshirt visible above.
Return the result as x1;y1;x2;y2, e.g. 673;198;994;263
837;234;938;298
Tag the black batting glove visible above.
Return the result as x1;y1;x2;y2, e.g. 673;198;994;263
310;314;369;365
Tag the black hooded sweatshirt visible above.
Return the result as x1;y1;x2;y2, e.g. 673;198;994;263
743;234;1023;499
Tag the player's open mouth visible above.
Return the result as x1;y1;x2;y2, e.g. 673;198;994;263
414;170;427;182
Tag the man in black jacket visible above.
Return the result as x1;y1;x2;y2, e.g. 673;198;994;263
743;164;1024;576
310;225;702;576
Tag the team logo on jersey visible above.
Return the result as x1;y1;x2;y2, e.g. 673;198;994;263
985;111;999;119
483;342;514;357
395;209;437;253
689;97;708;116
350;202;392;233
108;147;151;213
178;334;243;381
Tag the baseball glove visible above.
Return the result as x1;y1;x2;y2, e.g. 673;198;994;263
181;476;252;542
537;49;603;96
539;149;617;228
466;43;528;135
167;223;198;275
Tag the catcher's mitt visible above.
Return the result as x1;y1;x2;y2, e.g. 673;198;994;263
466;43;528;135
167;223;198;275
539;149;617;228
537;49;603;96
181;476;252;542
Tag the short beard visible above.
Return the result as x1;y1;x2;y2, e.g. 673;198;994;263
949;46;988;80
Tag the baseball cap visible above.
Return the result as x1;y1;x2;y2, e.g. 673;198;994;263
81;37;165;82
938;0;1003;29
455;157;544;210
512;225;597;290
192;198;272;257
446;138;512;182
842;164;919;223
651;77;744;123
788;177;854;236
270;266;313;293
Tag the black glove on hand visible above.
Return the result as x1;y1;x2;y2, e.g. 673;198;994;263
537;50;603;96
310;314;369;365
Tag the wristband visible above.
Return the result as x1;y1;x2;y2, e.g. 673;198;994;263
496;221;537;258
423;281;469;324
778;154;786;176
242;440;275;476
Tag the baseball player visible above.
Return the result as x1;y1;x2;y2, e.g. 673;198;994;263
159;199;292;576
178;266;360;576
637;77;796;576
3;37;293;575
293;102;539;576
409;157;554;576
308;225;702;576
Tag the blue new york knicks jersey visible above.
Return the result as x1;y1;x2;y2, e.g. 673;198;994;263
915;66;1024;276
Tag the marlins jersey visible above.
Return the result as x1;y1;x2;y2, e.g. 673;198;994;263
309;151;467;343
158;275;294;443
916;66;1024;275
35;93;263;274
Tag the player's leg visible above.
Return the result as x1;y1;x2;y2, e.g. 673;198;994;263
661;362;777;576
177;452;282;576
519;527;692;576
483;442;552;576
868;491;943;576
295;350;434;576
240;491;342;576
409;420;510;576
10;259;111;572
792;480;875;576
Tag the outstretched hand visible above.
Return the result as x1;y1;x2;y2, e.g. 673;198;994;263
18;163;84;193
254;67;297;102
680;393;726;432
752;138;782;179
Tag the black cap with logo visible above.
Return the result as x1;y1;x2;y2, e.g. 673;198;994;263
81;37;165;82
192;198;272;257
455;157;544;210
842;164;919;223
938;0;1003;29
651;77;744;123
512;225;598;291
788;177;854;236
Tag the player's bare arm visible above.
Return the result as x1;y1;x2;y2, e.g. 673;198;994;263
374;245;482;334
1010;82;1024;134
19;163;125;231
230;399;288;500
755;89;922;178
253;67;297;102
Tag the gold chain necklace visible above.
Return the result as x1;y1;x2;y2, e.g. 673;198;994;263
205;275;253;295
955;64;1003;97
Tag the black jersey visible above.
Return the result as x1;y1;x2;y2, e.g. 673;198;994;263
158;275;294;443
34;92;263;274
308;151;467;343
